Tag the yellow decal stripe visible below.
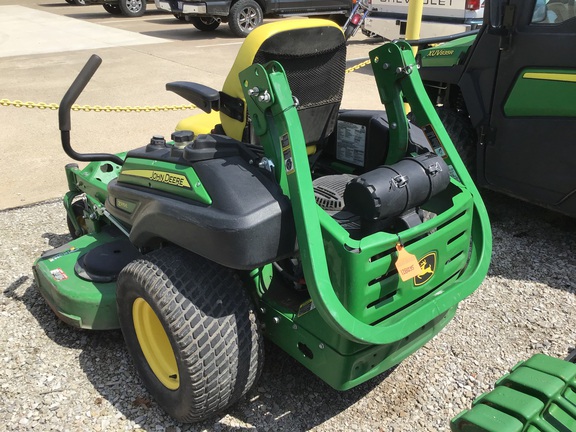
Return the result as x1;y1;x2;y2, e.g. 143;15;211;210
122;170;191;188
523;72;576;83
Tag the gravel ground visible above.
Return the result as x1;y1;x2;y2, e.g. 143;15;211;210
1;192;575;431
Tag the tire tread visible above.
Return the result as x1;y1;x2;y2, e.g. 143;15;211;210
117;247;263;422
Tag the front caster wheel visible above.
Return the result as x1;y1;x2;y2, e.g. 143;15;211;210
66;201;88;239
117;247;263;422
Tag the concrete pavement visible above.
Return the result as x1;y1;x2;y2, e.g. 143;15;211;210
0;5;169;57
0;0;383;210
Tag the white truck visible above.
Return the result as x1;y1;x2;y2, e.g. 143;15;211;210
362;0;484;39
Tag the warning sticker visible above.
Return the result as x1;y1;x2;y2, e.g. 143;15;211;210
422;123;461;182
281;134;295;175
336;121;366;166
421;124;445;157
48;247;76;262
50;268;68;282
297;299;316;317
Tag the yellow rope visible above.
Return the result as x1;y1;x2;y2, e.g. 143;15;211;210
0;99;196;112
0;60;371;112
345;59;371;74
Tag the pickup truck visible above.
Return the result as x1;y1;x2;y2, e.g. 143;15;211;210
66;0;151;17
363;0;484;40
154;0;352;37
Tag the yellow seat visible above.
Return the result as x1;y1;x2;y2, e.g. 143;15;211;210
170;18;347;152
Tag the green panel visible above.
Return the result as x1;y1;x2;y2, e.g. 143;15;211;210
479;386;544;424
419;34;477;68
565;387;576;406
520;353;576;383
258;292;457;390
451;405;523;432
497;367;565;400
321;186;474;326
65;156;126;205
64;155;127;236
118;158;212;204
504;69;576;117
545;403;574;431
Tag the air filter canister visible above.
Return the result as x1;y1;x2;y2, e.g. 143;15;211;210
343;153;449;220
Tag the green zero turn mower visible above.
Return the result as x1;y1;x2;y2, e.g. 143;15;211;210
33;19;491;423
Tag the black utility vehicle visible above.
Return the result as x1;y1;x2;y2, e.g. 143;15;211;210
416;0;576;218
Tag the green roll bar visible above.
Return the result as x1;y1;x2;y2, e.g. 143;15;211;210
239;41;491;345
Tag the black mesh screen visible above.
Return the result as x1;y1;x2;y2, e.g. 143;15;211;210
254;48;346;110
252;26;347;146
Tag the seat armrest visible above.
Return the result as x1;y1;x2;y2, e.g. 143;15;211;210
166;81;220;113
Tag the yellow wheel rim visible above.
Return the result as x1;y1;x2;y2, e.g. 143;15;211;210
132;298;180;390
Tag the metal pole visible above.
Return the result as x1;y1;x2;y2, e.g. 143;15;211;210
404;0;424;112
405;0;424;53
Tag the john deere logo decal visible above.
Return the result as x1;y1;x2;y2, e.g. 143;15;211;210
121;169;191;188
414;252;436;286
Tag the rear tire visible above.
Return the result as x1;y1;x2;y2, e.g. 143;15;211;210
190;17;220;31
229;0;263;37
117;247;263;422
436;107;477;178
344;23;357;40
119;0;146;17
103;3;122;14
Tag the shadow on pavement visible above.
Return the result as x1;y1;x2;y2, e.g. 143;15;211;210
482;190;576;294
141;28;239;41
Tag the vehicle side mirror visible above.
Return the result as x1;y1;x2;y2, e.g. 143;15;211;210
487;0;513;35
488;0;505;29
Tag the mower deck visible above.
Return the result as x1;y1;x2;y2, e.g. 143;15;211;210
33;228;136;330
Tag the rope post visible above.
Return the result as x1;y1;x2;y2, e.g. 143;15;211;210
405;0;424;55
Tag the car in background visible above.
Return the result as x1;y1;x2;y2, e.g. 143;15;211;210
65;0;151;18
154;0;352;37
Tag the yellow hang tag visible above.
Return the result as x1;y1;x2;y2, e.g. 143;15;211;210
395;243;422;282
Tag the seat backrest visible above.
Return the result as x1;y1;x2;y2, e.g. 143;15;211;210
220;19;347;150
